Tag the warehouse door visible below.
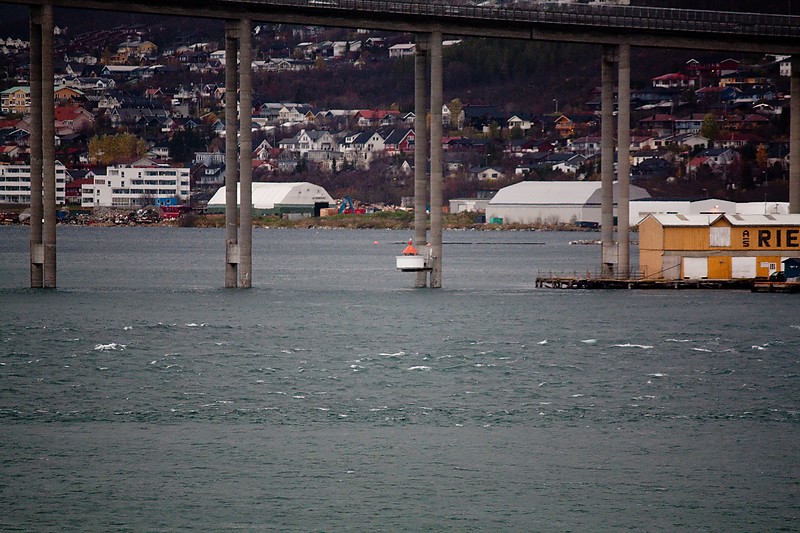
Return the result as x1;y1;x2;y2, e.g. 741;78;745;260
662;256;681;280
683;257;708;279
731;257;756;279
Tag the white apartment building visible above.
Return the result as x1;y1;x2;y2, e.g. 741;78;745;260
0;162;67;204
82;162;190;208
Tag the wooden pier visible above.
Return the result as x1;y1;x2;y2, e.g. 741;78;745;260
535;275;757;291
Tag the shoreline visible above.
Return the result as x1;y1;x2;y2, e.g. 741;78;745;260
2;208;607;232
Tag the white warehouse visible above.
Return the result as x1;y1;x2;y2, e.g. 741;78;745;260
486;181;650;226
207;182;334;216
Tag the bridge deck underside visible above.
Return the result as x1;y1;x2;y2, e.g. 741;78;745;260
4;0;800;53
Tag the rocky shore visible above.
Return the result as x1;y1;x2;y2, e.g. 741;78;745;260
1;207;601;232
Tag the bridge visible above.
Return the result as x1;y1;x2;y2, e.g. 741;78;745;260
7;0;800;288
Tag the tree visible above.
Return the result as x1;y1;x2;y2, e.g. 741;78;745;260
447;98;463;131
755;143;769;170
88;133;147;165
699;113;719;146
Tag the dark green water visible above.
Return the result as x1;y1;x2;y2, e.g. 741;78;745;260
2;226;798;531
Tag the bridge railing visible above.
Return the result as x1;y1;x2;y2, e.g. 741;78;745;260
238;0;800;38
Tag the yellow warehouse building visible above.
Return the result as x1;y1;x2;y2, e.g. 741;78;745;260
639;213;800;280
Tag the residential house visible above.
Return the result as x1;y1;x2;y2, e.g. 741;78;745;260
545;153;586;175
388;43;415;58
1;86;30;114
507;114;534;132
639;113;675;136
568;136;602;156
194;150;225;166
651;72;694;89
727;114;769;132
278;129;338;157
53;86;84;103
719;72;769;87
332;40;361;58
382;128;415;156
470;166;506;181
192;163;225;190
553;114;595;139
648;132;709;151
672;114;706;134
354;109;402;128
689;147;739;173
66;77;115;93
54;105;95;134
252;139;274;160
685;58;740;80
341;130;386;168
277;149;299;172
632;157;674;180
695;85;740;104
278;104;314;124
715;131;764;149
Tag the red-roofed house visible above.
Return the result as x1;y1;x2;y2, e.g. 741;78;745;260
716;131;764;149
54;105;94;134
651;72;694;89
354;110;402;127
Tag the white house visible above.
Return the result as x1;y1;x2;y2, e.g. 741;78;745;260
388;43;415;58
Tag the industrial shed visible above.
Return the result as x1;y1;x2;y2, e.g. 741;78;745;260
629;199;789;226
629;198;737;226
206;182;334;216
639;213;800;280
485;181;650;225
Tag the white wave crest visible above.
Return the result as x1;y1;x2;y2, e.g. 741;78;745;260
94;343;125;351
613;343;653;349
581;339;597;344
407;365;431;371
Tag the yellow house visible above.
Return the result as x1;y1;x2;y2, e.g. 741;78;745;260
1;86;30;114
54;86;84;102
1;86;83;114
137;41;158;56
639;213;800;280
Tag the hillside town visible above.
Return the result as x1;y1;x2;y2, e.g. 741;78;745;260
0;14;794;225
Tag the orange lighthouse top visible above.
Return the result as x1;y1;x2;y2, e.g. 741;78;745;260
402;239;418;256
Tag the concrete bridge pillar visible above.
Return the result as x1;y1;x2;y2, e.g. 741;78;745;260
617;44;631;276
225;19;240;288
791;56;800;213
414;33;429;288
601;45;618;277
429;31;443;288
239;19;253;288
29;5;55;288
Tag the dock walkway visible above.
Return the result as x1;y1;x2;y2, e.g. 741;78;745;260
535;275;761;291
